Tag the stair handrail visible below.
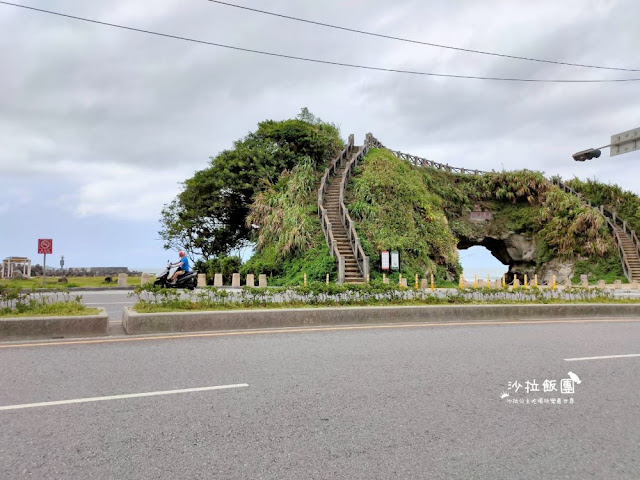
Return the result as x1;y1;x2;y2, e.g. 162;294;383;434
337;137;371;282
614;230;632;281
318;134;354;283
552;178;637;281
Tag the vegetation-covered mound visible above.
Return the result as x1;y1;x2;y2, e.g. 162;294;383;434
161;111;637;286
348;149;621;283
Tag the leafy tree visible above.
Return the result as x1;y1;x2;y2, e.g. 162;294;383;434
159;111;343;260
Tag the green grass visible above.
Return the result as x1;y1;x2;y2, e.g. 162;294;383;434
0;303;99;318
571;256;626;284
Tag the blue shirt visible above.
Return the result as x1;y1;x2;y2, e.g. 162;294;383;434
179;256;189;272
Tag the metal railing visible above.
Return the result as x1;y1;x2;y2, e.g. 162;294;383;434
318;134;354;283
553;179;640;281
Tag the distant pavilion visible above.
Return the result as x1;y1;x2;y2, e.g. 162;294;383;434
1;257;32;278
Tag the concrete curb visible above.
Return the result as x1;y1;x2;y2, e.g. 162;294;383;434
122;304;640;335
0;308;108;341
21;287;137;293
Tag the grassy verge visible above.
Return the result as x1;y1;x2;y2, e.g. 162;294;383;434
133;297;640;314
130;284;638;313
0;303;100;318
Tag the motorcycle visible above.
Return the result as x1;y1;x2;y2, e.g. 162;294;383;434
153;262;198;290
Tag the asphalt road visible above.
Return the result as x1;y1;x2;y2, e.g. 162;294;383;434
1;319;639;479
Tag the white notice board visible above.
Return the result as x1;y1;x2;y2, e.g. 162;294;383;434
390;251;400;271
381;251;390;270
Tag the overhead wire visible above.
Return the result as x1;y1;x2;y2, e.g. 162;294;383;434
1;1;639;83
207;0;640;73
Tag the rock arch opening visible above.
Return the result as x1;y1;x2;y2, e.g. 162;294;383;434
457;235;536;283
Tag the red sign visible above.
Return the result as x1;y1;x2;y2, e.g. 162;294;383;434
38;239;53;254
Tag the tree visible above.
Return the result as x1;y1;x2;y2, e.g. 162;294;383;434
159;111;343;260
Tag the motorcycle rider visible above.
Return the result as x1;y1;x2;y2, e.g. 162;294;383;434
169;251;190;283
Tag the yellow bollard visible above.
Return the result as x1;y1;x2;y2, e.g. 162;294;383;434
552;275;557;291
487;274;491;289
514;274;518;290
383;273;386;284
399;274;403;289
326;273;329;285
474;274;478;289
304;273;307;287
366;273;370;286
415;274;419;290
534;274;538;288
524;274;528;289
502;274;506;289
459;275;464;289
431;273;435;292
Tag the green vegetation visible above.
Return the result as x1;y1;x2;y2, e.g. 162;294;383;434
0;286;98;317
346;149;618;281
194;256;242;285
567;178;640;234
160;112;640;287
572;256;625;285
130;283;631;314
347;148;458;281
160;109;343;261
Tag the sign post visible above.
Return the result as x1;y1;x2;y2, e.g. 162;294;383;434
38;239;53;286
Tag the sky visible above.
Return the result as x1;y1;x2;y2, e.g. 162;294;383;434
1;0;639;275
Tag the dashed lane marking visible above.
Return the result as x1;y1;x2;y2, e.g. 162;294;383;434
565;353;640;361
0;384;249;411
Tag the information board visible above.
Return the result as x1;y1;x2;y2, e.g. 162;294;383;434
381;251;390;270
390;250;400;271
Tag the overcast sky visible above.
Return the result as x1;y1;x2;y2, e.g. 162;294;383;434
1;0;639;274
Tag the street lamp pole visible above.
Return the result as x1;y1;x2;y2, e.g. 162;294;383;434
573;126;640;161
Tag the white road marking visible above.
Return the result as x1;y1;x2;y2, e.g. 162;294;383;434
0;384;249;411
565;353;640;362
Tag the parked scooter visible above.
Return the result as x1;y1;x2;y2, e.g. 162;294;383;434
154;262;198;290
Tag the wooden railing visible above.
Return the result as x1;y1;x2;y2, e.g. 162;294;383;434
318;134;354;283
553;178;640;281
335;134;380;282
373;139;490;176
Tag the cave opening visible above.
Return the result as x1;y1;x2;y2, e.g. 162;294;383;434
458;244;508;283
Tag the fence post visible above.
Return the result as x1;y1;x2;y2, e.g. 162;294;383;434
338;256;345;284
363;256;369;281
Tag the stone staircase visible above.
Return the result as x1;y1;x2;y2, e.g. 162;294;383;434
613;225;640;281
323;152;365;284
